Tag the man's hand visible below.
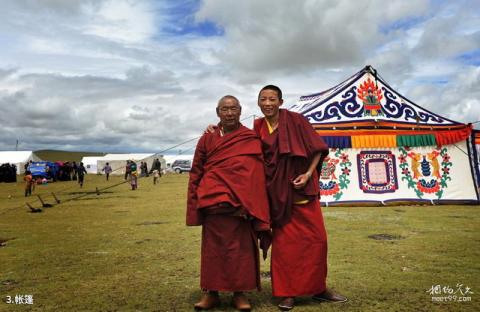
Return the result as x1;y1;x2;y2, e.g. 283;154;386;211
292;172;311;189
257;230;272;260
205;124;217;134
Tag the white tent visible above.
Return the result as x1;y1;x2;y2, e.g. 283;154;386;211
0;151;43;174
96;154;166;175
80;156;103;174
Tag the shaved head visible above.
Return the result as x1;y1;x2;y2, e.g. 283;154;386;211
217;95;240;107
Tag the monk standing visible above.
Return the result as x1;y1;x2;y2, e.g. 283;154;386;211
187;95;270;311
254;85;347;310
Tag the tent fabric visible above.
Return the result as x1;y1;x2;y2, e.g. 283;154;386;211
396;134;436;147
96;154;166;175
321;136;352;148
352;135;396;148
0;151;43;174
81;156;104;174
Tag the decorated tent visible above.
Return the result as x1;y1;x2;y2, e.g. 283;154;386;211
0;151;43;174
290;66;480;205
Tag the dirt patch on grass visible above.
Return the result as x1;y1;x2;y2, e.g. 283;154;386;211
0;237;15;247
135;239;152;244
136;221;168;226
393;209;406;213
1;279;18;286
260;271;271;280
368;234;405;241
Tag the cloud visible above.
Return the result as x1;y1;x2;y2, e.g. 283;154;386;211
196;0;430;74
0;0;479;153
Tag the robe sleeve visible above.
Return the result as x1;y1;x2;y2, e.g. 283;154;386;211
186;134;208;226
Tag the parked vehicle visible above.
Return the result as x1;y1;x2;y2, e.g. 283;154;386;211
171;160;192;173
28;161;59;181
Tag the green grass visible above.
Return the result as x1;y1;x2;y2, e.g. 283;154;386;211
34;150;106;162
0;174;479;311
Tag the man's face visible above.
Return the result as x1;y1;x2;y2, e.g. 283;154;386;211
217;98;241;128
258;89;283;118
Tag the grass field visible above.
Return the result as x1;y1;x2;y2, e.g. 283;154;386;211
0;174;479;311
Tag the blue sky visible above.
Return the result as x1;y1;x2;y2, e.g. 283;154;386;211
159;0;223;37
0;0;478;152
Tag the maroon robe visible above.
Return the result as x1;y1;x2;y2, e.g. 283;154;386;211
254;109;329;296
187;125;270;291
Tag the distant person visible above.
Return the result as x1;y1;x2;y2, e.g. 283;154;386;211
129;161;138;190
23;170;33;197
143;161;149;177
187;95;270;311
124;160;131;181
102;162;112;181
151;158;162;176
140;161;148;177
152;169;160;185
72;161;78;181
77;162;87;188
139;161;144;177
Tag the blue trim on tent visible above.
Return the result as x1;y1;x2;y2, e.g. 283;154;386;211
300;69;365;115
321;136;352;148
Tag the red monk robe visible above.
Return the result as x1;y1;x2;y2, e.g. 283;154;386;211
187;125;270;292
254;109;329;297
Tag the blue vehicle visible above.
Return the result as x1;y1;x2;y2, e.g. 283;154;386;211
28;162;59;181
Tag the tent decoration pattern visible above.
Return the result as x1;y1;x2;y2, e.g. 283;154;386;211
319;148;352;200
290;65;479;205
398;147;452;199
293;67;462;127
357;151;398;194
358;78;384;117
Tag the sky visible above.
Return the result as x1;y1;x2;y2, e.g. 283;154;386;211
0;0;479;153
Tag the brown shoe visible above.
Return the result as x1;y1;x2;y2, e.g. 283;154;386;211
312;288;348;303
232;292;251;311
194;291;220;310
278;297;294;311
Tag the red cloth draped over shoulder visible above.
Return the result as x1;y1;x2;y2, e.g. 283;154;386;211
254;109;329;227
187;125;270;227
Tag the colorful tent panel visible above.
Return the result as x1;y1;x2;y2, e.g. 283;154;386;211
319;127;472;149
318;143;478;205
435;127;472;146
352;135;396;148
321;136;352;148
396;134;436;147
